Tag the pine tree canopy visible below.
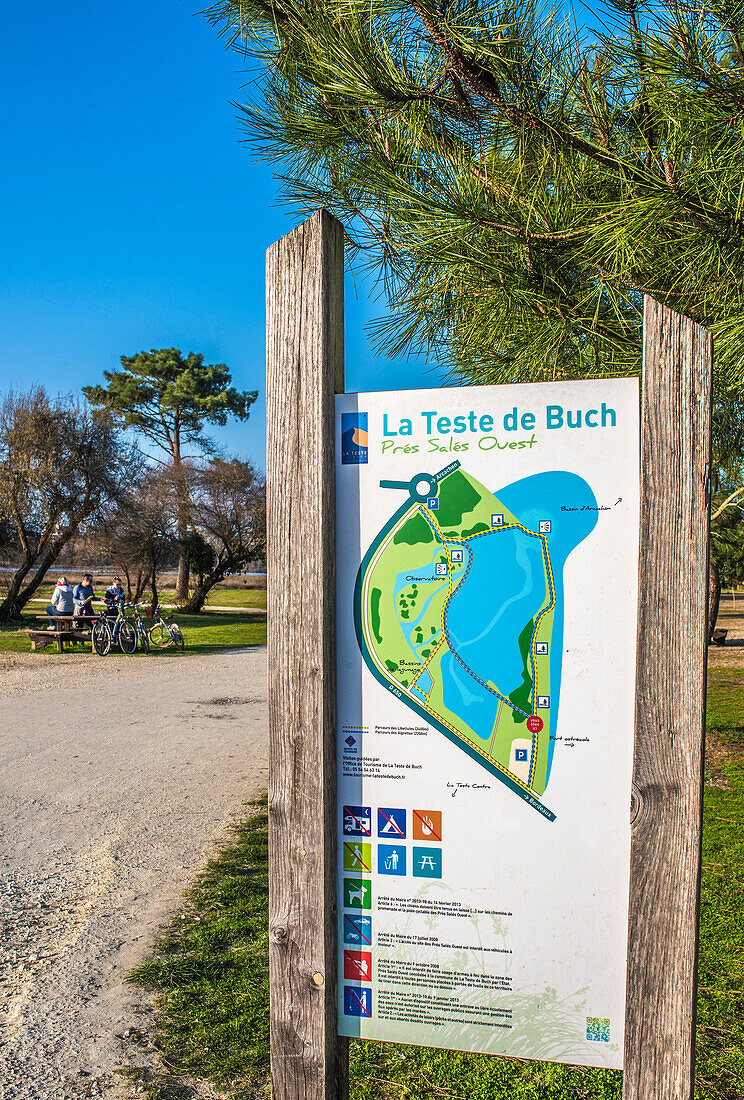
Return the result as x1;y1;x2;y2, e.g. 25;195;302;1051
83;348;258;458
208;0;744;388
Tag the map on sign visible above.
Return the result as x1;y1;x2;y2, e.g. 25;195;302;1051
354;461;597;820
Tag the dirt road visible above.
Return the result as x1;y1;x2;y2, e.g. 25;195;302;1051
0;647;268;1099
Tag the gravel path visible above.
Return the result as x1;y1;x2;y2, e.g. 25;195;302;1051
708;602;744;669
0;647;268;1099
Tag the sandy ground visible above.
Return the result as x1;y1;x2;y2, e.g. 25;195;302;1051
0;647;268;1100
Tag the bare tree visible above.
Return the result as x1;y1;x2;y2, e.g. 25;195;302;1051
93;467;179;608
0;389;139;622
178;458;265;613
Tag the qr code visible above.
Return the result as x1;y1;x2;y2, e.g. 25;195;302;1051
586;1017;610;1042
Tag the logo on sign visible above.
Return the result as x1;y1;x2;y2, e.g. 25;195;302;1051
412;846;442;878
344;986;373;1017
343;913;372;946
413;809;442;842
343;878;372;909
343;805;372;835
378;844;406;876
344;950;372;982
377;807;406;838
343;841;372;875
341;412;368;465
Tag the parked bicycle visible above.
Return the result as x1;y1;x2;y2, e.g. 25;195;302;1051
129;602;150;653
147;605;185;650
91;600;137;656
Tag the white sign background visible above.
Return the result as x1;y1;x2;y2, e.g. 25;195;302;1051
335;379;639;1068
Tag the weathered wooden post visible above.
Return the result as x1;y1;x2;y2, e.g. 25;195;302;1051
266;209;348;1100
623;296;713;1100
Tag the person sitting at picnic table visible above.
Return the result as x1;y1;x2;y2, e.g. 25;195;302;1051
103;577;126;618
73;574;97;620
46;576;74;628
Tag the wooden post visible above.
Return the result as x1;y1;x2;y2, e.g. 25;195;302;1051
624;297;713;1099
266;210;348;1100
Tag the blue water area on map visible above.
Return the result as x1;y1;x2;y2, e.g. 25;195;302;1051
495;471;597;776
437;471;596;777
413;668;433;699
446;529;547;700
440;650;500;740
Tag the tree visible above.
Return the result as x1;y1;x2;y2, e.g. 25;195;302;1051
0;389;139;622
211;0;744;637
83;349;257;601
178;458;266;613
207;0;744;385
93;467;179;609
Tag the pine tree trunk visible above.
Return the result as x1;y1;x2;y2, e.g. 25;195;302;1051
708;554;721;641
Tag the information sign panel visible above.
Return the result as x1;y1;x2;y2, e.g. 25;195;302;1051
335;379;640;1068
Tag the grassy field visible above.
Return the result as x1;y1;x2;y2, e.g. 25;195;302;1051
203;588;267;609
0;608;266;655
125;667;743;1100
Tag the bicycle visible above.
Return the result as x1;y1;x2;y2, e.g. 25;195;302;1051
147;605;185;650
129;603;150;653
91;601;137;656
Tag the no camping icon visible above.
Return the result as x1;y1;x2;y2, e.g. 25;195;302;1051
377;807;406;838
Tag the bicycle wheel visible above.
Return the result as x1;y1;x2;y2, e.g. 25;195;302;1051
170;624;185;650
137;625;150;654
148;622;171;648
118;620;137;654
91;619;112;657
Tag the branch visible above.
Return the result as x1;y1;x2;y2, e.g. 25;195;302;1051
405;0;742;236
712;485;744;519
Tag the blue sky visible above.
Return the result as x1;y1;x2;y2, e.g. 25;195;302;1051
0;1;441;465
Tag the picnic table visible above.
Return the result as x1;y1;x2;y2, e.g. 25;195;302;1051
25;614;95;653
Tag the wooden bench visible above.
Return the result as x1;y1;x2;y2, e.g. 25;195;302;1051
710;628;728;646
25;614;94;652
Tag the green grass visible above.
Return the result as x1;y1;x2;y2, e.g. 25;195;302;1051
697;669;744;1099
168;612;266;655
125;802;271;1099
0;609;266;655
125;670;743;1100
202;588;267;610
